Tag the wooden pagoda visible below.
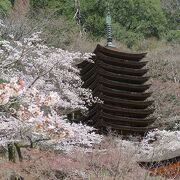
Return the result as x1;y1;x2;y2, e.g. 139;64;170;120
78;44;155;134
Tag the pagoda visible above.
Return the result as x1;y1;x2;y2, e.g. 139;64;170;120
78;8;155;134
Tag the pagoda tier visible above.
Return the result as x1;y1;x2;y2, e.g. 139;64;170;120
78;44;155;134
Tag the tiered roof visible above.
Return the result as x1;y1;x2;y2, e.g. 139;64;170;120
78;44;155;134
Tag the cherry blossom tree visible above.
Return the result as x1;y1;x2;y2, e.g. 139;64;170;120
0;19;102;161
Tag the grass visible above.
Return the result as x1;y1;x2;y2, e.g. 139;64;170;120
0;135;178;180
145;44;180;129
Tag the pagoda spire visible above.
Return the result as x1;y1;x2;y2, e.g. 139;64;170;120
105;5;115;47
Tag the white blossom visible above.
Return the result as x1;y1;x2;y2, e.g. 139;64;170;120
0;22;102;150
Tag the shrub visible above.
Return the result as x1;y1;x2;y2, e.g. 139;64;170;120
83;15;105;38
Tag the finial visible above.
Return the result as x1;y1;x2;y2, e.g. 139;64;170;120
105;4;115;48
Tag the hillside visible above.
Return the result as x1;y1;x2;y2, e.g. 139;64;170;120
0;1;179;179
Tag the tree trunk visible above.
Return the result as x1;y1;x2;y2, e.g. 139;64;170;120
8;143;16;162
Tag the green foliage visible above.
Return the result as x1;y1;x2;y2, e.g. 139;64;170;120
47;0;74;17
113;23;144;48
30;0;49;10
9;101;21;111
30;0;74;17
0;0;12;16
161;0;180;30
84;15;105;38
165;30;180;44
80;0;107;37
0;79;8;84
80;0;106;23
110;0;167;38
29;0;179;48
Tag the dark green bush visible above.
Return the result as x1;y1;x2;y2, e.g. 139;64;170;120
83;15;105;38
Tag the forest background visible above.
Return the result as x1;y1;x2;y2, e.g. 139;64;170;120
0;0;179;49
